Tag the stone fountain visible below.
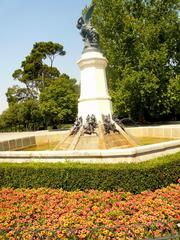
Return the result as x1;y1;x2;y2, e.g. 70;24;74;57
0;5;180;163
54;5;137;151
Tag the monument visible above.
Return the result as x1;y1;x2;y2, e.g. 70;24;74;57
77;5;112;123
1;5;180;164
54;5;137;150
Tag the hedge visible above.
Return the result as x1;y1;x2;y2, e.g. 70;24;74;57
0;152;180;193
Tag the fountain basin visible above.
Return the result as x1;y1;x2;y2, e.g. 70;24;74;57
0;125;180;163
0;140;180;163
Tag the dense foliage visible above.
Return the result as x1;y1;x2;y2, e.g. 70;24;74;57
40;74;78;127
0;184;179;239
1;0;179;130
0;152;179;192
0;41;79;131
92;0;180;122
9;41;65;102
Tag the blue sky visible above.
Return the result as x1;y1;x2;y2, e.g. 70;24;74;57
0;0;91;113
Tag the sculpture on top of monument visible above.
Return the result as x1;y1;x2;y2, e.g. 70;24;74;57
77;4;99;52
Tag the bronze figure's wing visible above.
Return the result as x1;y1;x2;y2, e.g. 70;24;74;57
84;4;95;24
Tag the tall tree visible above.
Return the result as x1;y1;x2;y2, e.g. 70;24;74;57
11;41;65;101
32;41;66;67
92;0;179;121
1;41;79;131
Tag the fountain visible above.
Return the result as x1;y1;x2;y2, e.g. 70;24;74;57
0;5;180;163
53;5;137;151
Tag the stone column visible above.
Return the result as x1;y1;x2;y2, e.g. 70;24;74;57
77;50;113;123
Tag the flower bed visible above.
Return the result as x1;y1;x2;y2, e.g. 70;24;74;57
0;183;179;239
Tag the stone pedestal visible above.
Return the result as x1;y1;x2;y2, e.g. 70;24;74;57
77;50;113;123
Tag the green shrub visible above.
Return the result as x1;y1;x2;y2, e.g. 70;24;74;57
0;152;179;193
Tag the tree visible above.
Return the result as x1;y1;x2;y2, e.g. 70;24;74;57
0;100;44;132
32;41;66;67
40;74;79;129
1;41;79;132
92;0;179;122
167;75;180;119
11;41;65;101
6;85;35;105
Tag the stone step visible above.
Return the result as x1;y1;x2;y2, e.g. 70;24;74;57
103;132;130;149
76;135;99;150
54;135;74;150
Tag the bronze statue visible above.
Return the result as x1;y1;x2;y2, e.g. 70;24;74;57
70;117;83;135
102;114;119;134
83;114;98;135
77;5;99;51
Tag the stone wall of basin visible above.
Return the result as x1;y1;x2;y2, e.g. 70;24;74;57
126;125;180;139
0;126;180;163
35;132;66;146
0;131;66;151
0;136;36;151
0;139;180;163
